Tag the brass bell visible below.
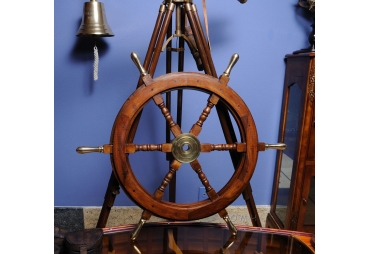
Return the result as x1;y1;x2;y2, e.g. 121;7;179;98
76;0;114;37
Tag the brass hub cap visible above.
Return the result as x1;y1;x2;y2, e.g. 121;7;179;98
171;133;201;163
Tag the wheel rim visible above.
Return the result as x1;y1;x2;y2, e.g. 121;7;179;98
111;72;258;220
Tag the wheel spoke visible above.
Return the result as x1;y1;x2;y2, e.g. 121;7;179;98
111;72;259;223
189;94;219;137
190;159;219;201
152;160;182;201
152;93;182;137
190;158;238;235
200;142;247;153
125;143;172;153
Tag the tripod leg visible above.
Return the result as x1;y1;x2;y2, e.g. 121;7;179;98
185;3;240;159
128;2;175;145
184;3;213;75
243;184;262;227
185;2;262;228
136;3;167;89
96;172;120;228
96;3;176;229
166;8;175;202
169;4;187;203
176;4;185;129
189;4;217;76
147;3;175;78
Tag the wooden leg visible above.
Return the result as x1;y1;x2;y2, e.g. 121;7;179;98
96;172;120;228
96;1;261;231
107;235;116;254
243;183;262;227
96;3;175;230
185;2;262;228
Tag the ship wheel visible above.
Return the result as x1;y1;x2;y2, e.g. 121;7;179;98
113;52;260;239
77;53;286;240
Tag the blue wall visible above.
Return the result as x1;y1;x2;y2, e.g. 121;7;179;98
54;0;312;207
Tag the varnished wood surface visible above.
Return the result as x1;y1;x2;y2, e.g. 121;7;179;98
96;1;263;230
101;222;314;254
111;72;259;221
268;52;315;233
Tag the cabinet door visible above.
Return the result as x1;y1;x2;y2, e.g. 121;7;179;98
268;53;315;233
274;82;302;226
298;164;315;233
298;112;315;233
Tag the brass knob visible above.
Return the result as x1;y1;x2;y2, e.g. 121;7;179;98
223;53;239;77
76;146;103;154
264;143;286;151
131;218;147;241
131;52;147;76
76;145;113;154
258;143;286;151
222;215;237;236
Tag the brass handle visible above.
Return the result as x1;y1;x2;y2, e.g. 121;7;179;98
76;146;103;154
258;142;286;151
131;218;147;241
265;143;286;150
131;52;147;76
76;145;113;154
223;53;239;77
223;215;237;236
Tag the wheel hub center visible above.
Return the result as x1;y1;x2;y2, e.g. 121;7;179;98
172;133;201;163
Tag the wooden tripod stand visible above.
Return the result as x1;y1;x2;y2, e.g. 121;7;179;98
95;0;262;232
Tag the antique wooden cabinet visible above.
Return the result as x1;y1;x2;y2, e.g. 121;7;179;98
266;52;315;233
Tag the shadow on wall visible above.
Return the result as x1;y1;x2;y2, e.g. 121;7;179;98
70;19;110;62
68;19;111;94
204;17;231;49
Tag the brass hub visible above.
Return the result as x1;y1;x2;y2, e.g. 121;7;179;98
171;133;201;163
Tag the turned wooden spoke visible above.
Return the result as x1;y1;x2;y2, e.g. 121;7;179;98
190;160;219;201
211;144;236;151
125;142;246;154
112;72;259;221
152;94;182;137
158;101;177;128
125;143;172;153
190;94;219;136
153;160;182;201
196;101;215;126
200;142;247;153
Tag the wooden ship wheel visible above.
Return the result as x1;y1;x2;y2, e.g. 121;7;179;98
77;53;285;240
